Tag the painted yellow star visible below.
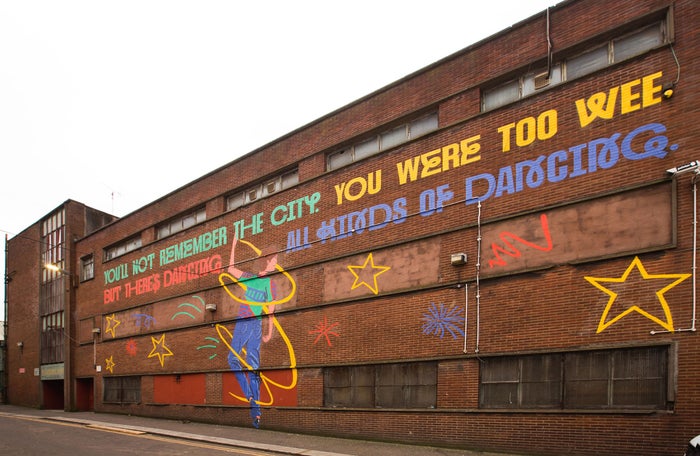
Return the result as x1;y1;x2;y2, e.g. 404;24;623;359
347;252;391;295
105;314;121;338
148;333;173;367
105;355;116;373
584;256;690;333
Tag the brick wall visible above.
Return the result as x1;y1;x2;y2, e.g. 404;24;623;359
6;223;42;407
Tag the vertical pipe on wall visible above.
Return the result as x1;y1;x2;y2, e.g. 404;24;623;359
475;201;482;353
546;7;552;78
652;171;698;334
691;174;697;331
463;283;468;354
3;234;9;404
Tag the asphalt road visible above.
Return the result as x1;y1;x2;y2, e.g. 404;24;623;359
0;414;279;456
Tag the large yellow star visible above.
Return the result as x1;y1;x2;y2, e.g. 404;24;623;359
347;252;391;295
105;355;116;373
584;256;690;333
148;333;173;367
105;314;121;338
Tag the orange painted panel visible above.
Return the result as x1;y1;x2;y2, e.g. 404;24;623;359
153;373;206;404
222;370;298;406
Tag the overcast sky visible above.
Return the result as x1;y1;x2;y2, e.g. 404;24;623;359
0;0;554;319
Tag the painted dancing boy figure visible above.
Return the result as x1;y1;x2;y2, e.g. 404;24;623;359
227;236;277;428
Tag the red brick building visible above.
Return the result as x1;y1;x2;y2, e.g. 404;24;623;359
5;202;116;409
5;0;700;454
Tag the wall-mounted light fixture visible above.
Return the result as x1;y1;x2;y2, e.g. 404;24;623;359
450;253;468;266
662;82;675;99
92;328;101;335
666;160;700;176
44;263;70;275
44;262;76;287
17;341;23;354
205;303;217;312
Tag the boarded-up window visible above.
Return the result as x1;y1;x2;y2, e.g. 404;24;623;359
325;362;436;409
104;376;141;404
481;346;668;410
521;354;561;408
564;351;610;408
376;363;437;408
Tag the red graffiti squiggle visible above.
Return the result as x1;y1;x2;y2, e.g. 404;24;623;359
488;214;553;268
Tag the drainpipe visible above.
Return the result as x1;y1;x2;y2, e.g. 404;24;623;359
475;201;482;353
3;234;9;403
652;167;698;334
463;284;468;354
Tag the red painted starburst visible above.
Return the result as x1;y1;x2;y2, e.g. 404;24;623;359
125;338;137;356
309;316;340;347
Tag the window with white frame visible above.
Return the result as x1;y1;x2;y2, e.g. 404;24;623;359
226;169;299;211
327;112;438;171
81;254;94;281
482;19;669;112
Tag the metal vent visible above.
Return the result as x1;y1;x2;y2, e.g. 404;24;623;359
534;71;550;90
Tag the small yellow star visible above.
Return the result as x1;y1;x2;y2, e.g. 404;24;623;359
105;314;121;338
347;253;391;295
148;333;173;367
585;256;690;333
105;355;116;373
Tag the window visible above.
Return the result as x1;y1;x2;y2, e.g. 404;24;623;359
41;311;64;331
40;310;65;364
104;376;141;404
328;149;353;170
226;169;299;211
41;209;65;282
483;64;564;111
566;45;609;80
482;79;521;112
324;362;437;408
81;255;94;281
40;209;66;364
380;125;407;150
482;19;667;111
327;113;438;171
479;346;669;410
613;23;665;61
325;365;375;408
480;354;561;408
156;207;206;239
564;347;668;409
354;137;380;161
104;235;142;261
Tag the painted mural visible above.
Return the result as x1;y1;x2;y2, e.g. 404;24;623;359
217;237;298;427
585;257;690;333
422;302;465;340
309;316;340;347
92;67;692;427
481;182;674;276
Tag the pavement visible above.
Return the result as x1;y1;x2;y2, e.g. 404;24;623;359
0;404;521;456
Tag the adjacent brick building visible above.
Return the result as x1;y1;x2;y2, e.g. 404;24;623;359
5;0;699;454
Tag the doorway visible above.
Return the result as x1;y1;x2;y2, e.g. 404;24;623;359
41;380;64;409
76;378;94;411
